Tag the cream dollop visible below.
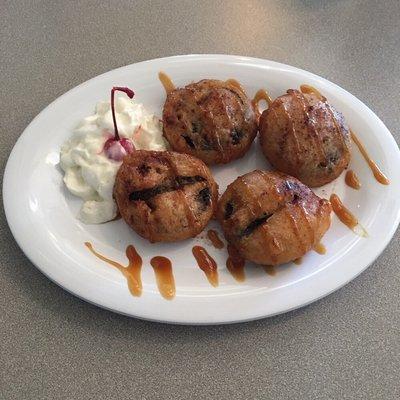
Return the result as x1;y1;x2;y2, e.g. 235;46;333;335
60;96;168;224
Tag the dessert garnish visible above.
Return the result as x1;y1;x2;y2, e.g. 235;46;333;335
103;87;136;161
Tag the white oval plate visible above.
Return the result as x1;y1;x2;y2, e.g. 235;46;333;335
4;55;400;324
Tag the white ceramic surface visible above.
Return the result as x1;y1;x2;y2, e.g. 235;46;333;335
3;55;400;324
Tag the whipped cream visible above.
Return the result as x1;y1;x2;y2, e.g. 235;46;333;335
60;96;168;224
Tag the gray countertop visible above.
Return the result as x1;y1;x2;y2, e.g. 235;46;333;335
1;1;399;399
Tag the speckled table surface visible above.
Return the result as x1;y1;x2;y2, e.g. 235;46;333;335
1;1;399;399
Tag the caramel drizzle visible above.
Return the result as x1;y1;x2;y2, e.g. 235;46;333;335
240;176;270;240
204;80;236;162
296;200;323;263
313;242;326;255
299;84;325;101
299;84;389;186
213;123;226;161
350;130;389;185
285;205;308;255
330;193;367;237
226;244;246;282
85;242;142;297
283;181;314;260
225;78;246;94
279;98;302;160
252;89;273;114
330;194;357;229
256;171;285;256
164;155;200;230
240;172;276;260
201;103;226;162
263;265;276;276
158;71;175;94
299;84;348;152
345;170;361;190
298;201;316;245
192;246;219;287
295;90;328;164
325;102;348;150
150;256;176;300
207;229;224;249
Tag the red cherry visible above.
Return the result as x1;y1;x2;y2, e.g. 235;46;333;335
119;137;135;153
103;86;136;161
104;137;134;161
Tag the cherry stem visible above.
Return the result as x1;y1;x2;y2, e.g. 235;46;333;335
111;86;135;141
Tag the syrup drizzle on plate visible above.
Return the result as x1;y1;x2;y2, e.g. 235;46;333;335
206;229;224;249
192;246;219;287
226;245;246;282
345;170;361;190
158;71;175;94
313;242;327;255
150;256;176;300
85;242;142;297
330;194;368;237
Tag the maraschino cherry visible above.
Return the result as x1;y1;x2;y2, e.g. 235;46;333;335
103;87;136;161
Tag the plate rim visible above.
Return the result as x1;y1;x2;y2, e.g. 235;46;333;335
3;54;400;325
